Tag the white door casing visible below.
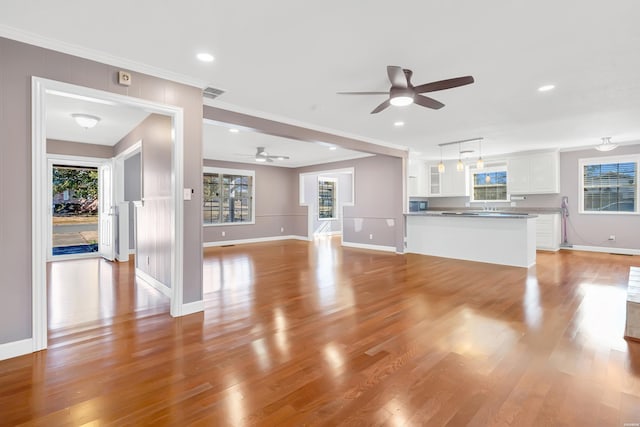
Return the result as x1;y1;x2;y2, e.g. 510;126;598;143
98;160;115;261
32;77;186;353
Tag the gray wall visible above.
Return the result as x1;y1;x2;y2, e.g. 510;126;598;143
297;155;404;252
0;36;203;346
124;152;141;250
427;143;640;250
115;114;172;287
47;139;114;158
203;160;307;243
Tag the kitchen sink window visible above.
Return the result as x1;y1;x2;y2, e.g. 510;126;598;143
470;165;508;202
203;167;255;225
580;155;638;214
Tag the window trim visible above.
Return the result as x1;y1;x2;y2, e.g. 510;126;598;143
469;164;509;202
318;176;338;221
203;166;256;226
578;154;639;215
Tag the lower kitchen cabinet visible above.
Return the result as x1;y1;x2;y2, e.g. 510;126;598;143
535;213;561;251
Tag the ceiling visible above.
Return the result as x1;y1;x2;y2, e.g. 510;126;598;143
4;1;640;160
203;122;372;168
46;91;150;146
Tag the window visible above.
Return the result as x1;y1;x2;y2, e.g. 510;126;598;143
203;167;255;225
470;166;508;202
580;156;638;214
318;177;337;220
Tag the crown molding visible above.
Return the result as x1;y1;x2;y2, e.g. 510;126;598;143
0;25;209;89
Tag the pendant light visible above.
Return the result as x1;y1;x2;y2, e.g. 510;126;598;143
456;143;464;172
476;138;484;170
438;146;445;173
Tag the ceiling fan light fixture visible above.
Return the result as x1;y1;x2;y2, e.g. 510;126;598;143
390;95;413;107
595;137;617;151
255;157;267;162
71;113;100;129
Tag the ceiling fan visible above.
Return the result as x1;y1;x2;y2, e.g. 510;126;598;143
255;146;290;162
338;65;474;114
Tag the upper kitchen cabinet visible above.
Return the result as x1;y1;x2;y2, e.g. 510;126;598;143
407;157;427;197
507;151;560;194
427;161;468;197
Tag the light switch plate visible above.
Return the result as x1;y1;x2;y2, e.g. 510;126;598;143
183;188;192;200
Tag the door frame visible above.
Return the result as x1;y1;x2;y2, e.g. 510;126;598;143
32;77;185;352
113;141;142;262
47;155;106;261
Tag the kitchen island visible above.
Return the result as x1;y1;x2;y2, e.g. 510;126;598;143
405;211;537;268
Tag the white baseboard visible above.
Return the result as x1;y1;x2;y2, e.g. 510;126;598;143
0;338;33;361
565;245;640;256
203;235;309;247
341;241;397;253
135;268;172;297
181;300;204;316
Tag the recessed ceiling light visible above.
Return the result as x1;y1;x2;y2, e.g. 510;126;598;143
538;84;555;92
394;121;405;127
229;128;239;133
197;53;215;62
329;146;337;151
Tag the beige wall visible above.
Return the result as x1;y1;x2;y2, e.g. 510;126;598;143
0;36;203;345
202;160;307;242
47;139;114;158
115;114;172;286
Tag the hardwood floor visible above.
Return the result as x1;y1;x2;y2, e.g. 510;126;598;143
2;237;640;426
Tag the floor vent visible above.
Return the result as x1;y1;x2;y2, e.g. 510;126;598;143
203;87;225;100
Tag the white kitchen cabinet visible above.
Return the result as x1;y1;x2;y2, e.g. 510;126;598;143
508;152;560;194
407;157;426;197
535;213;561;251
427;161;467;197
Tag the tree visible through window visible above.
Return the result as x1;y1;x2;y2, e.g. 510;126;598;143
203;168;254;224
318;178;336;220
582;159;637;213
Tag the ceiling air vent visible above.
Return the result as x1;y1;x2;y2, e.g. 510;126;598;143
203;86;225;100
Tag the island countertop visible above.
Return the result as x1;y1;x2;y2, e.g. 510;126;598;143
404;210;538;219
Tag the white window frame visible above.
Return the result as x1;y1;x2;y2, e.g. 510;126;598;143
469;164;509;202
203;166;256;226
318;176;338;221
578;154;639;215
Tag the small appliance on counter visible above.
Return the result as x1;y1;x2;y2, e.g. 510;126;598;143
409;200;428;212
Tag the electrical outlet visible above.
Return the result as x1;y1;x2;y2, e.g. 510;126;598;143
221;231;225;237
280;227;284;233
609;235;616;241
369;234;373;240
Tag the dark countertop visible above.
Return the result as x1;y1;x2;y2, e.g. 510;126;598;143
405;210;538;219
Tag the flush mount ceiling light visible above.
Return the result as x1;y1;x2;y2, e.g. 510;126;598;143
393;121;405;127
229;128;239;133
196;53;215;62
538;84;555;92
71;113;100;129
595;136;617;152
329;146;338;151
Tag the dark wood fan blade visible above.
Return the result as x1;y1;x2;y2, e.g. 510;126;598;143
371;99;391;114
387;66;408;88
413;76;475;93
337;91;389;95
414;95;445;110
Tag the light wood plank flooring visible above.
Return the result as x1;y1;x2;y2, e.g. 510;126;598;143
1;237;639;425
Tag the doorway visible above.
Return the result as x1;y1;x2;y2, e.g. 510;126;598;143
32;77;186;352
48;156;115;260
